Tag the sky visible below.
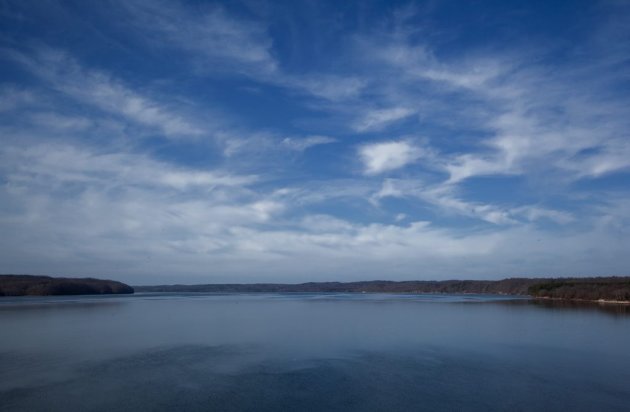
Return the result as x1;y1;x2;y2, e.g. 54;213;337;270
1;0;629;285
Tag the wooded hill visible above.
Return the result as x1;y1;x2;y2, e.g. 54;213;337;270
0;275;134;296
527;277;630;302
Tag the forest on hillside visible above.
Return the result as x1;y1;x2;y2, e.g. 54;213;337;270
527;277;630;301
0;275;134;296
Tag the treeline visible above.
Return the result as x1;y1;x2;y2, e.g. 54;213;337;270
135;278;538;295
0;275;134;296
528;277;630;302
5;275;628;301
135;277;630;302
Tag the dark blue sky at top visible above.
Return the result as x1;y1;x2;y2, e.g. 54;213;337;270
0;0;629;283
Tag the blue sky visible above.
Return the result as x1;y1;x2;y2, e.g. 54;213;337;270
1;0;629;284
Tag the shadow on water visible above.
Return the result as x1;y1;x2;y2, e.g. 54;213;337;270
0;295;131;313
0;301;128;315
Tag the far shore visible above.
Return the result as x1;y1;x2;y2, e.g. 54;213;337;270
133;276;630;303
3;275;630;302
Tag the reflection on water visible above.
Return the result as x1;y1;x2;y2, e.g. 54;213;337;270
491;296;630;317
1;293;630;411
531;298;630;316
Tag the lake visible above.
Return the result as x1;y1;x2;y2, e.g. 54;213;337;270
1;293;629;411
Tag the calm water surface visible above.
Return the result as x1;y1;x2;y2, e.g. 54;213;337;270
1;293;630;411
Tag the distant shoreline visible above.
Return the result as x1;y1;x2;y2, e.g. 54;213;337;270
133;277;630;303
3;275;629;302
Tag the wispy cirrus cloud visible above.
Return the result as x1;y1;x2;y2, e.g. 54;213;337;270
359;28;630;184
119;0;278;75
1;143;257;191
282;135;337;151
0;86;36;112
353;107;415;132
8;47;204;138
115;0;366;102
372;179;574;225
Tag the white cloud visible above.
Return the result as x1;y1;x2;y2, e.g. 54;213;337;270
511;206;574;224
353;107;415;132
160;171;256;190
445;154;512;184
360;141;423;175
250;201;285;221
395;213;407;222
282;135;337;151
217;131;336;159
300;215;355;233
369;178;405;206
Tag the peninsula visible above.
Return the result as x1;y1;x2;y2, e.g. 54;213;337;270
0;275;134;296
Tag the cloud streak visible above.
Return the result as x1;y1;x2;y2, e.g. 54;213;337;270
10;47;203;138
